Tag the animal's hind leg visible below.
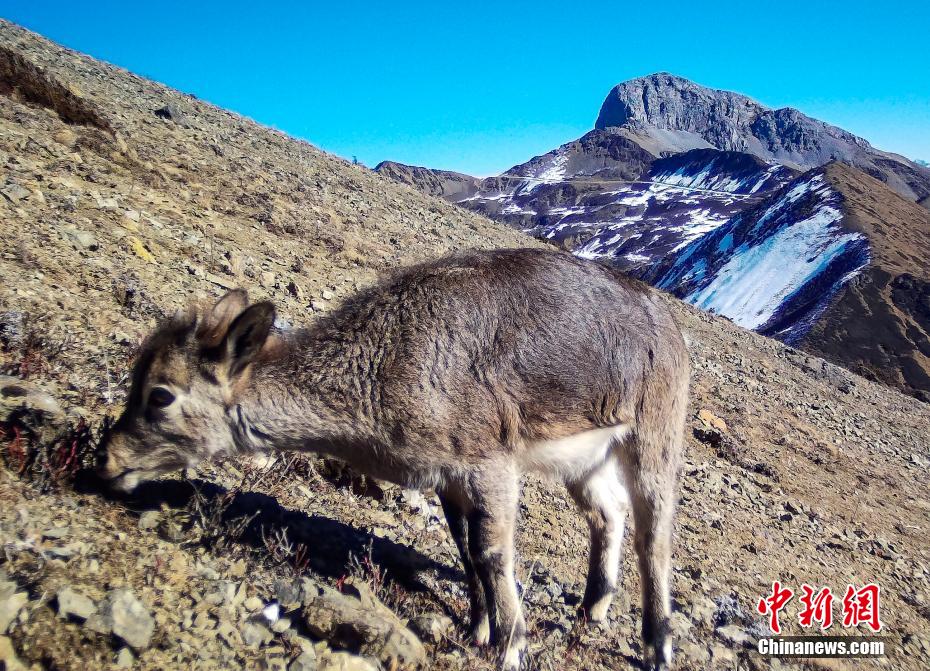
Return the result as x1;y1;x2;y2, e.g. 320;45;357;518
566;453;629;623
619;430;681;671
438;491;490;645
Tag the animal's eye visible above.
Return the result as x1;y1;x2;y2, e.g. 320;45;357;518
148;387;176;408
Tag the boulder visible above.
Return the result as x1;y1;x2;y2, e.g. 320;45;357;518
0;578;28;633
87;589;154;650
300;580;424;670
317;651;378;671
0;635;26;671
0;376;63;421
56;586;97;621
408;613;453;643
288;650;317;671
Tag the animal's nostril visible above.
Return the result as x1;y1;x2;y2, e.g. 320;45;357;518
94;436;111;473
95;455;110;476
95;443;123;479
94;451;110;474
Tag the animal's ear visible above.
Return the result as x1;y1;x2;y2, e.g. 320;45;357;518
222;302;276;378
198;289;250;346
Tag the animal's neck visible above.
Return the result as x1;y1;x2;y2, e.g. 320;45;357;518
228;328;374;455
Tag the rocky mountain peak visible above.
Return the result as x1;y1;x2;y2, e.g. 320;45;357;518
594;74;929;204
595;74;761;133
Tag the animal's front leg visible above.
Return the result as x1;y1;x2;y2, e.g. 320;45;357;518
467;466;526;671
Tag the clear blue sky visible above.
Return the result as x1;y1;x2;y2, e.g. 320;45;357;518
4;1;929;176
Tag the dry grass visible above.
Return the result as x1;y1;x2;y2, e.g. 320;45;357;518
0;411;97;491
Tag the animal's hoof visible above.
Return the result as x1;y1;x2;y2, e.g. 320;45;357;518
470;614;491;646
646;640;673;671
500;640;527;671
577;595;613;624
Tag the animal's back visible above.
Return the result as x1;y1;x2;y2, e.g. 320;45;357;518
309;248;687;459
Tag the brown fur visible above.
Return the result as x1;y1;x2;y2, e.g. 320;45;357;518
101;248;689;670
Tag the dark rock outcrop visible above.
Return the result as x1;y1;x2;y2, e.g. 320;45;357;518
373;161;482;201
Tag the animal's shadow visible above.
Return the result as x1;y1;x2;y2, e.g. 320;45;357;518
75;470;461;593
74;472;646;666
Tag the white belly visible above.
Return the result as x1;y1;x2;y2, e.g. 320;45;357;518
520;425;630;480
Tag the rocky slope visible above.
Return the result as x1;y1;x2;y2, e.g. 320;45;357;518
371;161;482;202
2;19;930;671
596;73;930;206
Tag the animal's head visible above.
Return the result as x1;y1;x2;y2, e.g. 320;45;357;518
99;290;276;492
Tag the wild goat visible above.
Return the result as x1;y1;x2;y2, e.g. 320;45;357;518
100;248;689;670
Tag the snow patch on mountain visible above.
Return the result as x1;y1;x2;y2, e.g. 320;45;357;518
568;179;752;266
536;153;568;182
455;149;797;274
652;162;784;195
504;152;570;196
687;205;859;328
657;171;871;339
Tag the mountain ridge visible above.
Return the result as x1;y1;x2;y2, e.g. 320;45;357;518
595;72;930;205
380;73;930;208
